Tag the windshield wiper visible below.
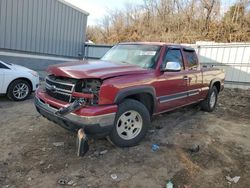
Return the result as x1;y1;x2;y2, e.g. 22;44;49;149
120;61;130;64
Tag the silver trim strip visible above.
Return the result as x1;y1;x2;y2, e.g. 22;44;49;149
188;92;200;96
201;86;209;91
35;97;115;127
158;89;201;103
160;95;187;103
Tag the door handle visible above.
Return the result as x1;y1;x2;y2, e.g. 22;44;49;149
183;76;189;80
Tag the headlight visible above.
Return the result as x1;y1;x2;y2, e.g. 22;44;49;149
75;79;101;94
85;79;101;94
75;79;102;105
29;70;39;77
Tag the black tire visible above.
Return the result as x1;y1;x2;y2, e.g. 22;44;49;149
109;99;150;147
201;86;218;112
7;79;31;101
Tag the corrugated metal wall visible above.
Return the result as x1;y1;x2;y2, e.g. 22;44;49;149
0;0;88;57
84;44;113;59
196;44;250;85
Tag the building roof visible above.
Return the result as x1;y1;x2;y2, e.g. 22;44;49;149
58;0;89;16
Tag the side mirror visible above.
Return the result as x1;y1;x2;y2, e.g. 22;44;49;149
161;61;181;72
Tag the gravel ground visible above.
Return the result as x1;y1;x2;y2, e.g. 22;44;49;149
0;88;250;188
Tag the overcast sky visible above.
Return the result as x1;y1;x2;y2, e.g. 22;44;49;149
64;0;144;26
64;0;237;26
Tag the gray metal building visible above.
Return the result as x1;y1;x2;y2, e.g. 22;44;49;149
0;0;88;70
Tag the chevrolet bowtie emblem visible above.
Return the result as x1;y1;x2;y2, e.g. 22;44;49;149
50;85;57;93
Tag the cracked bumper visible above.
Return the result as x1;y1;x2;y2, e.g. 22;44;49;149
34;96;116;135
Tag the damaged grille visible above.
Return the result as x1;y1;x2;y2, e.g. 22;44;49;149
45;75;101;104
46;78;73;91
45;75;75;102
45;88;71;102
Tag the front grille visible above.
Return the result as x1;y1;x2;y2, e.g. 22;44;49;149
45;76;75;102
46;88;71;102
46;78;73;91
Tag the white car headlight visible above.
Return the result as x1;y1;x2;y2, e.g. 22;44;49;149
29;70;39;77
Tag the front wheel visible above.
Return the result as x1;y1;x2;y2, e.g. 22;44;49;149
109;99;150;147
200;86;218;112
7;79;31;101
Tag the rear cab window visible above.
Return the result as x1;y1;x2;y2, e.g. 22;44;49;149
183;48;198;69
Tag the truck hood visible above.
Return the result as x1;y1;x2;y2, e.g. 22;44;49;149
47;60;149;79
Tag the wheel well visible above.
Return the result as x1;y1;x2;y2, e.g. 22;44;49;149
8;78;33;92
213;81;221;93
123;93;154;115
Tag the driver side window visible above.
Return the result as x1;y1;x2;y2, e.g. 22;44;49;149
163;49;184;69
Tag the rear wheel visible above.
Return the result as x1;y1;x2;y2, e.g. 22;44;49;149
201;86;218;112
7;79;31;101
109;99;150;147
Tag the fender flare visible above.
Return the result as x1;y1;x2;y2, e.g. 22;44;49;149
114;86;157;113
209;78;221;91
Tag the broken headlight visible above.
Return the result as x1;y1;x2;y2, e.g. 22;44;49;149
75;79;102;105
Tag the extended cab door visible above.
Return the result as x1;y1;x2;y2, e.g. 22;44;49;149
156;47;189;112
182;48;204;103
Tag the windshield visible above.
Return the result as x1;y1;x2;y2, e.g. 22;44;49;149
0;60;12;66
101;44;161;69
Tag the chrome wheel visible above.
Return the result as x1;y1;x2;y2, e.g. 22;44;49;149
116;110;143;140
13;83;29;100
209;91;216;108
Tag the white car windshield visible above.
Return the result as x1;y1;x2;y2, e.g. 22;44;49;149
101;44;161;69
0;61;12;66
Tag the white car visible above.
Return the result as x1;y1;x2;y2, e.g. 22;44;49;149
0;60;40;101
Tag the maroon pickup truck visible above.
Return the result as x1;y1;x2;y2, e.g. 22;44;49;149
35;42;225;147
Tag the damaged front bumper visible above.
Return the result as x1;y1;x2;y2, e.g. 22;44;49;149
34;96;116;135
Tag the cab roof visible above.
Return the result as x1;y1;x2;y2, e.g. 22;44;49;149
118;42;195;51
